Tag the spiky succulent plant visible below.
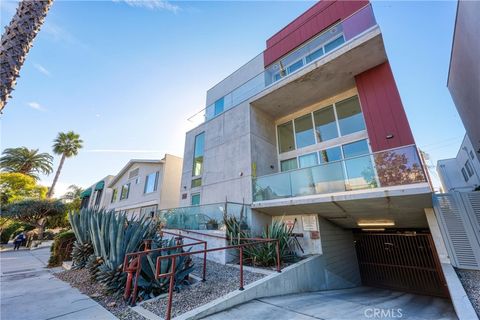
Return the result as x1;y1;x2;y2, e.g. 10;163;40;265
69;209;94;269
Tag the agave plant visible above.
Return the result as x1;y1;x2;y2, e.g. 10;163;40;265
89;211;155;295
69;209;94;269
135;236;195;302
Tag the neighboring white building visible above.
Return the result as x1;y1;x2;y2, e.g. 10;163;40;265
80;175;115;210
107;154;183;218
437;135;480;192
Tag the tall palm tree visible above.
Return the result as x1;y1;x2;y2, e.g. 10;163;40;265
48;131;83;198
0;0;54;112
0;147;53;179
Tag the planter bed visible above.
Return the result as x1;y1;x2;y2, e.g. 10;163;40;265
455;268;480;317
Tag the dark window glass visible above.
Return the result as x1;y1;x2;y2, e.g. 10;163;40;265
191;193;200;206
191;178;202;188
470;150;475;160
94;190;102;206
319;147;342;163
313;105;338;142
336;96;366;136
287;60;304;74
214;98;224;116
294;114;316;148
465;161;474;177
324;35;345;53
193;132;205;176
342;140;370;158
280;158;298;172
111;189;117;203
120;183;130;200
277;121;295;153
461;168;469;182
306;47;324;64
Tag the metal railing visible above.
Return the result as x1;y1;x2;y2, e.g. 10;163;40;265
253;145;427;202
188;4;377;126
122;229;282;320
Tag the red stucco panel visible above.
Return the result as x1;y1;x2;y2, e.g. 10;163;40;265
355;62;415;152
264;0;369;67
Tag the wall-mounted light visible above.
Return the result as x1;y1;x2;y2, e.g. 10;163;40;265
239;172;243;176
183;186;187;190
357;220;395;227
386;134;394;139
361;228;385;232
270;165;275;169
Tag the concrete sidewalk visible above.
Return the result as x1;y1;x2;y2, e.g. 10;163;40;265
0;246;117;320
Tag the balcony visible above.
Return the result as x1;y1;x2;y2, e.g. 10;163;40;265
188;4;382;125
254;145;429;201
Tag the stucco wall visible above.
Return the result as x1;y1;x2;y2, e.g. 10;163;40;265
159;154;183;210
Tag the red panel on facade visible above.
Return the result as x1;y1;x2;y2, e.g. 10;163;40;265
355;62;415;152
264;0;369;67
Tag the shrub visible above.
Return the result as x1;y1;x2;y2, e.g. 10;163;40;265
48;230;76;267
0;221;22;244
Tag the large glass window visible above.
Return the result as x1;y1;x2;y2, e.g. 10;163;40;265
120;183;130;200
306;47;324;64
336;96;366;136
287;59;304;74
214;98;224;116
324;35;345;53
299;153;318;168
281;158;298;172
193;132;205;176
465;161;474;177
342;139;370;158
277;121;295;153
294;114;316;148
191;193;200;206
94;190;102;206
319;147;342;163
313;105;338;142
191;178;202;188
144;171;159;194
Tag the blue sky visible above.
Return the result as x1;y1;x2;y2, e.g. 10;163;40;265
1;0;463;196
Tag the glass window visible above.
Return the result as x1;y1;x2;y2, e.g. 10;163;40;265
214;98;224;116
313;105;338;142
191;178;202;188
193;132;205;176
461;168;469;182
120;183;130;200
94;190;102;206
336;96;366;136
470;150;475;160
144;171;159;194
111;189;117;203
343;139;370;158
299;153;318;168
465;161;474;177
294;114;316;148
319;146;342;163
277;121;295;153
191;193;200;206
324;35;345;53
287;59;304;74
281;158;298;172
306;47;324;64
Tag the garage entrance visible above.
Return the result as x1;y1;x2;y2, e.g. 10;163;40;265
354;232;449;297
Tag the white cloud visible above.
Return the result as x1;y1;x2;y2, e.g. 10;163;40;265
27;101;46;111
114;0;180;13
33;63;51;77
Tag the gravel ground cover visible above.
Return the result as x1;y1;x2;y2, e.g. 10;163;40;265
141;257;266;318
55;268;146;320
456;268;480;317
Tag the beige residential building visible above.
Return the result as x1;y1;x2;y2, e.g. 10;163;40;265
80;175;115;210
107;154;182;218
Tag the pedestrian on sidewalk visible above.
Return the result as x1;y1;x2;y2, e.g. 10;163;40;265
13;232;26;250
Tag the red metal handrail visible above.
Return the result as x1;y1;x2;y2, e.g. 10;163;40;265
154;234;281;320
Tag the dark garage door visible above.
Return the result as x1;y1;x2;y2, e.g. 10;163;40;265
354;233;449;297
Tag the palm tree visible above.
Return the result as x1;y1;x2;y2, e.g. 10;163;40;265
0;0;54;112
0;147;53;179
48;131;83;198
62;184;83;210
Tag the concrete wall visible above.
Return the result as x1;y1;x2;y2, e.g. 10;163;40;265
318;217;362;289
250;107;278;177
159;154;183;210
437;134;480;192
272;214;322;256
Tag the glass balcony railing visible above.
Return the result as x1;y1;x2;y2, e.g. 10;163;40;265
253;145;428;202
188;4;377;125
155;202;251;231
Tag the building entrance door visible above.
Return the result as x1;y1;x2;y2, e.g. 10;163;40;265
354;233;449;297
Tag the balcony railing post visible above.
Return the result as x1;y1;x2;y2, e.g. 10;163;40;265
202;242;207;282
165;256;176;320
276;240;281;273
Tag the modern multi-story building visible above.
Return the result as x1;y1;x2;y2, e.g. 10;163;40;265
437;134;480;192
80;175;115;210
106;154;183;218
177;0;451;296
447;0;480;158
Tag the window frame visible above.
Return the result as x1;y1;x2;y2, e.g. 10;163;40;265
144;171;159;194
191;193;201;206
120;183;131;201
192;132;205;177
111;188;118;203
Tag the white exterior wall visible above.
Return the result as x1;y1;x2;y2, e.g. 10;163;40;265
108;156;182;217
437;135;480;192
85;175;114;210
